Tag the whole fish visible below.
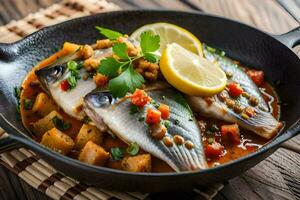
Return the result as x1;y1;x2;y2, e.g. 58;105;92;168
187;46;282;139
36;48;112;120
84;88;207;172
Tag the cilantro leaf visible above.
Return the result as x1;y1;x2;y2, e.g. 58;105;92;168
109;65;145;98
96;26;123;40
144;52;160;63
140;31;160;54
98;57;122;78
112;43;129;60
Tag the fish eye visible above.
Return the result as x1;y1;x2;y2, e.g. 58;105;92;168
88;92;114;108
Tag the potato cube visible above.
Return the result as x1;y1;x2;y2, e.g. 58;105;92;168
32;111;62;137
78;141;109;166
32;92;57;117
40;128;74;155
121;154;151;172
74;124;103;150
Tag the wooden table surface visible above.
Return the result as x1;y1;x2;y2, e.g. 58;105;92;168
0;0;299;200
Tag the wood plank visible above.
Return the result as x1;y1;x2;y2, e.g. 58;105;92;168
220;148;300;200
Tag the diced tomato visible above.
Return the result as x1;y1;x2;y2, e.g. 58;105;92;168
158;104;170;119
145;108;161;124
221;124;240;144
205;142;224;158
131;89;152;107
60;80;70;91
247;70;264;86
227;82;244;98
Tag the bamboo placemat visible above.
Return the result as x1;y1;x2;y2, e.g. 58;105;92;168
0;0;223;199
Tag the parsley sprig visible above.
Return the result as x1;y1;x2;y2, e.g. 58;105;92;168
96;26;160;98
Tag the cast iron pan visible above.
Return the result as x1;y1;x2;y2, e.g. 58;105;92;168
0;10;300;192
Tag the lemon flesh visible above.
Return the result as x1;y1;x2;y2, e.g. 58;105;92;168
160;43;227;96
131;22;203;56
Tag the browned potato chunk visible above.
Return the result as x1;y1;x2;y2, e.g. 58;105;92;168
32;111;61;137
74;124;103;150
78;141;109;166
32;92;56;117
121;154;151;172
40;128;74;155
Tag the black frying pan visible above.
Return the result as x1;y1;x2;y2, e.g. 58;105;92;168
0;10;299;192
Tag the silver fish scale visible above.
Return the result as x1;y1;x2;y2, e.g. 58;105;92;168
204;48;269;112
84;88;207;172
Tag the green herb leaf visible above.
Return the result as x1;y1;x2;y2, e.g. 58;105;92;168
126;142;139;156
98;57;122;78
144;52;160;63
108;65;145;98
164;120;171;129
111;147;125;160
113;43;129;60
23;99;33;110
130;105;139;114
67;76;77;89
140;31;160;54
67;61;78;71
96;26;123;40
14;87;21;100
52;116;71;131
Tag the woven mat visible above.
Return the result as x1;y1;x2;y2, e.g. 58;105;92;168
0;0;224;199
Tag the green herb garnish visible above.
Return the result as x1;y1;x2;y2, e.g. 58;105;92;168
205;45;226;57
164;120;171;129
14;87;22;114
23;98;33;110
52;116;72;131
96;27;160;98
138;117;145;122
130;105;139;114
126;142;139;156
111;147;125;160
95;26;123;40
174;119;180;125
66;61;82;90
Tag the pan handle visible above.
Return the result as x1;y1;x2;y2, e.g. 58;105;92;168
277;119;300;145
275;26;300;48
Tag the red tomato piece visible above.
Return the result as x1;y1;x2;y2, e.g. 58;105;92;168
221;124;240;144
227;82;244;98
247;69;264;86
205;142;224;158
158;104;170;119
145;108;161;124
131;89;152;107
60;80;70;91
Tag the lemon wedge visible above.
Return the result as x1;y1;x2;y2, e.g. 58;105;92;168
131;22;203;56
160;43;227;96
